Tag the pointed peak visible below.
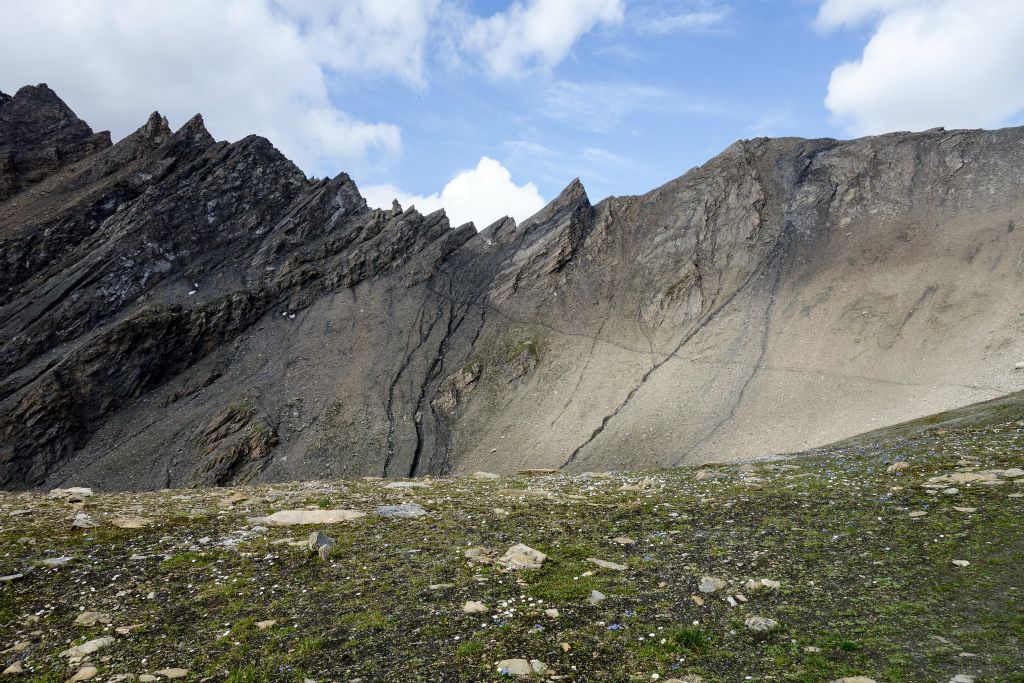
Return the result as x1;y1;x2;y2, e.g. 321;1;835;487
140;111;172;141
169;113;214;147
178;113;209;134
518;177;591;232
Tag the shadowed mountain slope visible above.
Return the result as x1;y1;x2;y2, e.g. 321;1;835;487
1;85;1022;490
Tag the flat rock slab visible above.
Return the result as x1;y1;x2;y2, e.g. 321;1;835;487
587;557;628;571
111;515;151;529
74;611;112;626
60;636;114;658
257;510;365;526
384;481;430;489
376;503;428;519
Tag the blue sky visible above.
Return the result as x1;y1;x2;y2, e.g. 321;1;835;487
347;1;873;209
4;1;1024;228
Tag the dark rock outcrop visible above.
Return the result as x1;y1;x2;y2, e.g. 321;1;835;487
1;86;1022;491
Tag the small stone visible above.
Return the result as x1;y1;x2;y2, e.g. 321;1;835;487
428;583;455;590
463;601;489;614
908;511;927;518
942;488;959;495
74;612;111;627
3;661;24;675
744;615;779;632
588;590;607;605
376;503;428;519
804;646;821;653
0;574;24;583
949;675;975;683
68;666;98;682
664;677;705;683
759;578;781;590
691;595;705;606
497;544;547;570
470;471;500;480
560;642;571;652
139;676;158;682
698;576;726;593
587;558;627;571
154;669;188;680
952;560;970;567
256;620;276;630
611;536;636;545
953;507;977;513
831;678;877;683
544;608;559;618
40;556;73;567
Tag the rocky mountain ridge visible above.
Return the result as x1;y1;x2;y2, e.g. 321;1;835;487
1;83;1022;491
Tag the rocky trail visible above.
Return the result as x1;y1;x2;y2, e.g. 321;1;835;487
1;396;1021;681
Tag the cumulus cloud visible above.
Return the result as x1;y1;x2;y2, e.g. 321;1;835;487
0;0;430;175
463;0;624;79
363;157;546;229
819;0;1024;135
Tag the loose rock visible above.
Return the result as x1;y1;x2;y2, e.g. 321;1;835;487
497;544;547;570
463;601;489;614
698;576;726;593
744;616;779;632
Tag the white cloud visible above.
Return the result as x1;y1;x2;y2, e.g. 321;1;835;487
819;0;1024;135
538;80;721;132
632;2;731;35
363;157;545;230
463;0;624;79
0;0;430;176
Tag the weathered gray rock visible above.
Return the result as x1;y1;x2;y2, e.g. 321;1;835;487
699;576;727;593
376;503;428;519
495;659;548;676
744;616;780;632
307;531;336;561
497;544;547;570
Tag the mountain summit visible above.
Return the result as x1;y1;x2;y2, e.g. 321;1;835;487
1;86;1022;491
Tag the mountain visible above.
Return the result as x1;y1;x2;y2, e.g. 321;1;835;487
1;84;1022;491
